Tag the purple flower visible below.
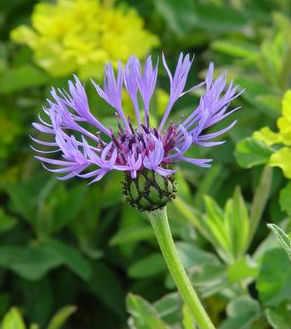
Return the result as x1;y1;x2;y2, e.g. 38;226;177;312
32;53;243;183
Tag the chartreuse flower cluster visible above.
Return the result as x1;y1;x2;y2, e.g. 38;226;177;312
32;53;242;329
253;90;291;179
11;0;159;79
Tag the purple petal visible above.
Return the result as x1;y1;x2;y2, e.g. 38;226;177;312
179;156;213;167
199;120;237;141
155;167;176;176
159;53;197;132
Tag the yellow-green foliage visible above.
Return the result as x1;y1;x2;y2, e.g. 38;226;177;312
0;112;21;158
10;0;159;80
253;90;291;178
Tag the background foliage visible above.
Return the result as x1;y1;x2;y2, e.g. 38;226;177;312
0;0;290;328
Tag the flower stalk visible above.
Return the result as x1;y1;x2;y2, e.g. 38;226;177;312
147;207;215;329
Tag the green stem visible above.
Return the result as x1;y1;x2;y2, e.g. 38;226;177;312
147;207;216;329
248;166;273;249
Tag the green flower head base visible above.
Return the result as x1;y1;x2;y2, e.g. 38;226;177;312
123;170;176;212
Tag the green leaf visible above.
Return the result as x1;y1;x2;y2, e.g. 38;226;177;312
0;208;17;233
212;40;259;60
89;262;125;317
234;137;274;168
110;225;154;246
256;248;291;306
0;245;62;280
174;171;192;202
20;278;53;327
0;294;10;317
204;196;225;228
192;3;247;33
0;45;7;73
5;183;35;224
252;220;289;261
0;65;49;93
2;307;26;329
255;94;282;117
47;305;76;329
219;296;260;329
127;293;169;329
128;253;166;279
154;293;181;325
189;263;228;298
203;196;232;262
227;256;259;282
0;240;90;281
32;181;86;235
29;325;39;329
113;205;148;256
225;186;250;258
265;306;291;329
269;147;291;179
173;197;209;239
193;164;227;208
80;245;103;260
53;185;87;232
176;242;219;269
236;77;275;98
98;172;124;206
236;78;279;118
279;182;291;216
154;0;196;36
267;224;291;261
42;239;91;281
249;166;273;245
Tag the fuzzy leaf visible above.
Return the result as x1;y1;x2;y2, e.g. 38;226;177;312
227;257;259;282
220;296;260;329
127;293;169;329
267;224;291;261
154;293;181;325
265;307;291;329
128;253;166;279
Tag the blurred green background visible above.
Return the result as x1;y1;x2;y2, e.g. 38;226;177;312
0;0;290;328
